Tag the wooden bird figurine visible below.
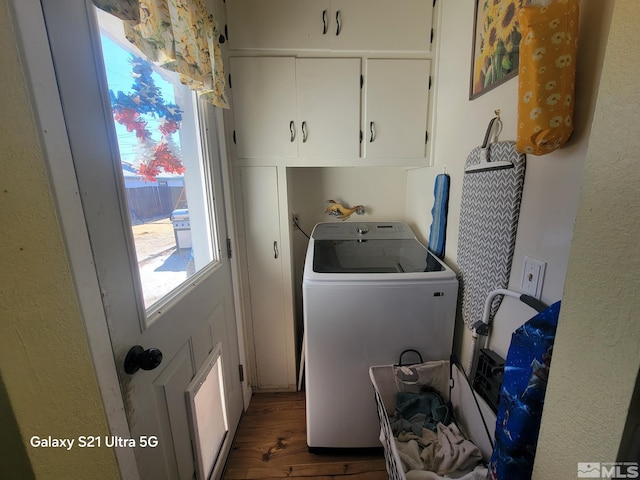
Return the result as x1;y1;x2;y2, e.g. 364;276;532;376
325;200;365;220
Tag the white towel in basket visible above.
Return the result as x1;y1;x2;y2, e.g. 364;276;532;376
404;465;488;480
394;422;485;479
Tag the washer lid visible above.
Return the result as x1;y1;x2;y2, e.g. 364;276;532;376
313;238;445;273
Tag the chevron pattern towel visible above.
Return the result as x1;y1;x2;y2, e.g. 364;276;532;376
428;174;450;259
457;141;526;329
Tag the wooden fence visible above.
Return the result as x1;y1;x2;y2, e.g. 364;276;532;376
126;185;186;223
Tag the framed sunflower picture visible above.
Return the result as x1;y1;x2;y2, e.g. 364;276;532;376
470;0;522;99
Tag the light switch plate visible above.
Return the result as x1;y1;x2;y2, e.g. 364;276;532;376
521;256;546;300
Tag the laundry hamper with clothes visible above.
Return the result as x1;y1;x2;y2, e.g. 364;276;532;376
370;353;496;480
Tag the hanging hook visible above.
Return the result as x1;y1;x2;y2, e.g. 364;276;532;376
492;109;503;143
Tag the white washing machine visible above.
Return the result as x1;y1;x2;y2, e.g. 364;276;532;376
303;221;458;449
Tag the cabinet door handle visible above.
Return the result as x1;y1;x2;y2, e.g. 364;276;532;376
335;10;342;36
302;121;308;143
322;10;328;34
290;121;295;142
369;121;376;142
273;241;279;259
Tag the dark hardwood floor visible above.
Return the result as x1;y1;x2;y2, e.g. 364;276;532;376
223;392;388;479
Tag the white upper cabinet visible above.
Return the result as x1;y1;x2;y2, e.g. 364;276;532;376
226;0;433;53
229;57;298;159
296;58;361;158
226;0;331;51
226;1;437;165
230;57;361;160
364;59;431;159
330;0;433;53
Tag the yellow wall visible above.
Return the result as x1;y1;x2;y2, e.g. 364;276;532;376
0;1;119;478
533;0;640;474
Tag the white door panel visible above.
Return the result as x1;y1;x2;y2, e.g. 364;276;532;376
40;1;243;478
230;56;297;159
330;0;433;53
365;59;430;159
227;0;331;51
239;167;290;389
296;58;361;158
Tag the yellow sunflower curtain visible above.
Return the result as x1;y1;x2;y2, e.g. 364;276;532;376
93;0;229;108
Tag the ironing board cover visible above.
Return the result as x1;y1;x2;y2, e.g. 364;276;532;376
457;141;526;329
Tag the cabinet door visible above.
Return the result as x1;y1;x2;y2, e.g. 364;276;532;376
230;57;297;159
239;167;289;389
331;0;433;53
364;59;430;159
226;0;331;51
296;58;361;159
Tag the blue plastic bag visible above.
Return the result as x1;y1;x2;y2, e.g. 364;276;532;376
487;301;561;480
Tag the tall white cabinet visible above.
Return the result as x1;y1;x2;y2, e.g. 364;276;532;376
226;0;438;391
238;167;294;390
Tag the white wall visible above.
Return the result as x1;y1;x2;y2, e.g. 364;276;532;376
405;0;640;473
288;166;408;354
289;167;408;232
534;0;640;473
405;0;614;364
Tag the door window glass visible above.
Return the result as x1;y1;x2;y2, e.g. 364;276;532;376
97;10;220;309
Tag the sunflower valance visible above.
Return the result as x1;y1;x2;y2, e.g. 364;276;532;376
93;0;229;108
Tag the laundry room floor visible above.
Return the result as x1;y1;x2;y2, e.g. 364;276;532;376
223;392;388;479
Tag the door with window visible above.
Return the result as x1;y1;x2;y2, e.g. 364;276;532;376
40;1;243;478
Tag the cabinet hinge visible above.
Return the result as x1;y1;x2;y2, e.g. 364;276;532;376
232;130;237;145
433;0;436;7
430;28;434;44
238;364;244;382
425;131;429;144
227;238;233;258
359;130;363;143
228;73;232;89
225;23;229;41
429;75;432;90
360;75;364;89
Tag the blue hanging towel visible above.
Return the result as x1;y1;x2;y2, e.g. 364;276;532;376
428;173;450;259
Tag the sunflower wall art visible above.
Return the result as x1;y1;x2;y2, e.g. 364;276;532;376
470;0;523;99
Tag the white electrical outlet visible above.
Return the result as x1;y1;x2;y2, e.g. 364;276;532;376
521;256;546;300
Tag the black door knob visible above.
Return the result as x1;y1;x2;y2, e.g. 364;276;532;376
124;345;163;374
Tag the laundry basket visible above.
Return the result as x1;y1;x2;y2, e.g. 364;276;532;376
369;354;495;480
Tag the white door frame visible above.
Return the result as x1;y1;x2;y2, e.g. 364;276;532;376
10;1;251;478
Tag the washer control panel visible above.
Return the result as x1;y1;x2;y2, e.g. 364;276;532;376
311;222;416;240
